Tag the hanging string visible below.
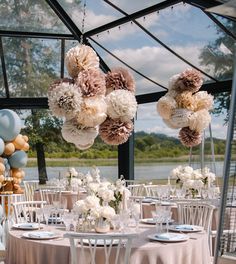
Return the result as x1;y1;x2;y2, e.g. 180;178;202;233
80;0;87;44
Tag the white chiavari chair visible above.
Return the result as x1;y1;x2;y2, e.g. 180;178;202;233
64;232;136;264
23;180;39;201
128;184;145;197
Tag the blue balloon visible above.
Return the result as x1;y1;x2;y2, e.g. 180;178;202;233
0;109;21;141
0;138;4;155
8;150;28;168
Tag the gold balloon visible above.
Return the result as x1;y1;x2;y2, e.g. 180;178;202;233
12;168;22;179
13;134;25;150
4;142;15;155
0;157;4;163
22;142;29;151
0;174;4;182
0;163;5;173
22;135;29;142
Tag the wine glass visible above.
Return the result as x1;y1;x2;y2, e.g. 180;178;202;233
43;205;53;228
35;208;43;230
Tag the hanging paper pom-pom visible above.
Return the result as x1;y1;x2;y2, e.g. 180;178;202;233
65;44;99;78
48;82;83;119
48;78;74;95
106;90;137;121
175;92;195;111
168;74;180;91
179;127;202;147
76;68;106;98
75;97;107;127
170;108;193;128
99;118;133;145
62;119;98;146
105;67;135;94
163;119;180;129
171;69;203;93
156;95;177;120
193;91;214;111
189;109;211;133
75;141;95;150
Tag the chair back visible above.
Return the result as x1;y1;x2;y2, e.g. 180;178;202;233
39;188;62;207
23;180;39;201
12;200;46;223
64;232;136;264
128;184;144;197
176;202;215;233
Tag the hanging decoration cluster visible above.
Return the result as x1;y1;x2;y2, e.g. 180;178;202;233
48;44;137;150
156;69;214;147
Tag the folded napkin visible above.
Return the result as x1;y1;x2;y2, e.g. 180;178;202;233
28;232;54;238
20;223;37;228
175;225;194;230
155;233;185;240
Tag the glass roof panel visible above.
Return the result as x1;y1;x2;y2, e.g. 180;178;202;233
137;3;234;82
57;0;124;32
3;37;61;97
0;59;5;97
89;20;204;95
0;0;69;33
109;0;164;14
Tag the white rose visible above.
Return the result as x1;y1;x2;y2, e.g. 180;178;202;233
183;166;194;174
69;167;78;177
192;170;203;180
192;180;204;188
87;182;100;193
183;179;195;188
98;188;115;202
100;206;116;221
205;172;216;182
84;195;100;210
74;200;87;214
85;173;93;184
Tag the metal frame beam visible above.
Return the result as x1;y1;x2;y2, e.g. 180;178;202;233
0;37;10;98
45;0;110;72
104;0;218;82
84;0;182;38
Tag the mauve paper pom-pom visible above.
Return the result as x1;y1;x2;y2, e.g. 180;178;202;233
175;69;203;93
76;68;106;98
48;82;83;119
62;119;98;146
65;44;99;78
75;97;107;127
193;91;214;111
156;95;177;120
179;127;202;147
189;109;211;133
99;118;133;145
105;67;135;94
175;92;196;111
106;90;137;121
48;78;74;95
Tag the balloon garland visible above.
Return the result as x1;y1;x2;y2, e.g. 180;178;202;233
0;109;29;194
48;44;137;149
156;69;213;147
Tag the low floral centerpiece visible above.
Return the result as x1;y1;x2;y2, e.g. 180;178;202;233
171;165;216;198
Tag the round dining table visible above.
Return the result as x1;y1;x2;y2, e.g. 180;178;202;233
6;223;211;264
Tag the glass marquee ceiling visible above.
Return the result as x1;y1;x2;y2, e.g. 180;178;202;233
0;0;235;99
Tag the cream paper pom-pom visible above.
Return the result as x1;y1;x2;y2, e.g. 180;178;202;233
175;92;195;111
106;90;137;121
65;44;99;78
169;108;193;128
75;141;95;150
75;97;107;127
62;119;98;145
168;74;180;91
48;82;83;119
156;95;177;120
193;91;214;111
189;109;211;133
163;119;180;129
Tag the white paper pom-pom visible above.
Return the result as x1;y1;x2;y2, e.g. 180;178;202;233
168;74;180;90
189;109;211;133
106;90;137;121
48;82;83;119
65;44;99;78
75;97;107;127
169;108;193;128
75;141;95;150
193;91;214;111
62;119;98;145
156;95;177;119
163;119;180;129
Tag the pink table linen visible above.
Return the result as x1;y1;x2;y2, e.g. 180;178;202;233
6;224;211;264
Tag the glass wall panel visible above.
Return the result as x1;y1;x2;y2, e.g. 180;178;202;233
3;37;61;97
16;109;118;182
58;0;123;32
134;101;227;184
0;0;69;33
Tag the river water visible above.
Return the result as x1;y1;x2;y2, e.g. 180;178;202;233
24;161;224;182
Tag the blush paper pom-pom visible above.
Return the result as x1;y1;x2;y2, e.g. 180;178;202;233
99;118;133;145
65;44;99;78
156;96;177;120
106;90;137;121
189;109;211;133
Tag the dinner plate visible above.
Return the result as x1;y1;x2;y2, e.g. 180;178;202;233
169;225;203;233
12;223;40;230
140;218;174;225
81;239;120;246
148;232;189;242
22;231;59;240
